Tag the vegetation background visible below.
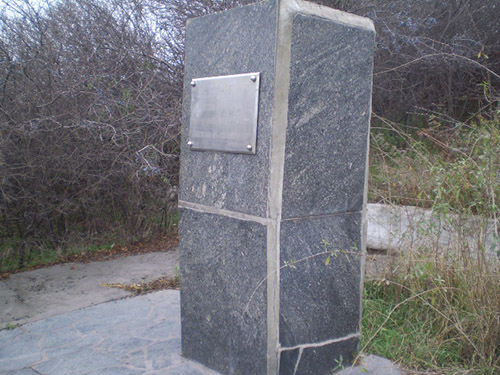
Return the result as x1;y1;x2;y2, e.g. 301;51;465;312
0;0;499;373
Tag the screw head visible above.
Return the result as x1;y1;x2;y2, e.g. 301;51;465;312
187;141;193;147
250;75;257;82
190;81;196;87
246;144;252;151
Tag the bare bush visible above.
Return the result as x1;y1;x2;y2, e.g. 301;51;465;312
0;0;181;261
314;0;500;121
364;0;500;121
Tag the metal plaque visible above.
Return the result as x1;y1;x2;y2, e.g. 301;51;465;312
188;72;260;154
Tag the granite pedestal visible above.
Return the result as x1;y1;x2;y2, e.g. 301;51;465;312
178;1;375;374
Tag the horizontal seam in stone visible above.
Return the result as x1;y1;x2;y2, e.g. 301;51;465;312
281;210;362;222
178;200;272;225
279;332;361;352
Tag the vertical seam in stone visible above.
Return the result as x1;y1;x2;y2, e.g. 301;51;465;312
267;1;294;375
292;347;303;375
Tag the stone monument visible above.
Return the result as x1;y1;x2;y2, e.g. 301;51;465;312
178;1;375;374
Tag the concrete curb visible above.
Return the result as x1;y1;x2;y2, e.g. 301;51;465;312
367;203;499;261
336;354;403;375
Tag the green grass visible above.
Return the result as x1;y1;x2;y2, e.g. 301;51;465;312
0;238;118;274
3;323;18;330
0;202;179;275
362;255;500;374
26;249;60;268
363;112;500;374
369;115;500;218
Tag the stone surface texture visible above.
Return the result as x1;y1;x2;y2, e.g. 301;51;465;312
0;251;179;326
178;1;278;373
178;1;375;374
179;209;267;375
292;337;359;375
0;288;404;375
279;214;362;348
275;3;374;374
336;355;403;375
179;0;277;218
367;203;499;261
282;13;375;219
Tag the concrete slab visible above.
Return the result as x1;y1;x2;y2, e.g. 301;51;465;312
0;250;178;327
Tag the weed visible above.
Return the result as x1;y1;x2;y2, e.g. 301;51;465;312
369;115;500;218
4;323;17;330
331;354;345;372
362;251;500;374
363;110;500;374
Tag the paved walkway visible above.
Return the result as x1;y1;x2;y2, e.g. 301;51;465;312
0;290;221;375
1;289;403;375
1;251;179;327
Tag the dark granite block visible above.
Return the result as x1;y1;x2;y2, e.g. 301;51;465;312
179;208;267;375
179;0;277;218
284;337;360;375
279;213;362;348
279;348;300;375
179;2;375;374
282;13;375;219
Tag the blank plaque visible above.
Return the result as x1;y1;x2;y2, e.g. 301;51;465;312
188;72;260;154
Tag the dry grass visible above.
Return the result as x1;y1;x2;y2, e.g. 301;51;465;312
362;113;500;374
363;248;500;374
101;274;180;295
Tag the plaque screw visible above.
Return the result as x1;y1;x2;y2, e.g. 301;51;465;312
246;144;253;151
250;75;257;82
187;141;193;147
190;81;196;87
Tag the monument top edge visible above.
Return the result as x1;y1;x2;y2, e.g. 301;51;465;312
285;0;375;32
185;0;374;33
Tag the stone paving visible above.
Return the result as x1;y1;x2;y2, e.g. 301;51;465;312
0;290;220;375
0;289;402;375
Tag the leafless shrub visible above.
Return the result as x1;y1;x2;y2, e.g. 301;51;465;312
0;0;181;260
363;0;500;122
314;0;500;122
